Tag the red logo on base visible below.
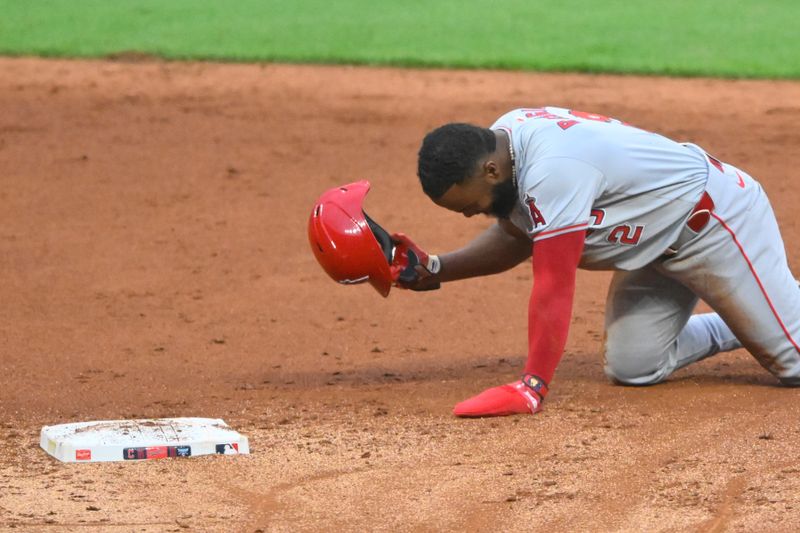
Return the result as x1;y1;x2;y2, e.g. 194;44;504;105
76;449;92;461
145;446;168;459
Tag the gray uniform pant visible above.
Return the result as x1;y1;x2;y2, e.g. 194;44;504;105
604;156;800;386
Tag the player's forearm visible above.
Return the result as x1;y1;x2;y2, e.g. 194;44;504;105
525;277;576;383
438;222;531;283
523;231;585;383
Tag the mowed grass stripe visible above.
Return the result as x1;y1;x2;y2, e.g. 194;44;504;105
1;0;798;78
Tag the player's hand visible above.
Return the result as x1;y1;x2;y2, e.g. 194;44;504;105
453;374;548;417
391;233;442;291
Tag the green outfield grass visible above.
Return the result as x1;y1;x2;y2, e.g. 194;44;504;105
1;0;798;78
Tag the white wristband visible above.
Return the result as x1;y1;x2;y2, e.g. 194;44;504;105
426;254;441;275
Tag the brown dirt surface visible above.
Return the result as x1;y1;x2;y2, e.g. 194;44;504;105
2;57;800;532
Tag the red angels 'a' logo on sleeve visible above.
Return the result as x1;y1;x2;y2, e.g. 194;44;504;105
525;195;547;228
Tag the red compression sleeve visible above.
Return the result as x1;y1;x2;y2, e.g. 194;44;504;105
525;230;586;384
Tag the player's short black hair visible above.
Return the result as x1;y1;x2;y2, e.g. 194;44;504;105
417;123;497;199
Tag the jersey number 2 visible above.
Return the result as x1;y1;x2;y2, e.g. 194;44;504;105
608;224;643;245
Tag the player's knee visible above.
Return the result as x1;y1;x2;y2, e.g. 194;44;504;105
604;344;671;386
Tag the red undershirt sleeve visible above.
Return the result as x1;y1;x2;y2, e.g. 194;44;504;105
524;230;586;384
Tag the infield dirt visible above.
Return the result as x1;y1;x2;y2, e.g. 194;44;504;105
2;58;800;532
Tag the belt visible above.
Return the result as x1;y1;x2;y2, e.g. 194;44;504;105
664;191;715;256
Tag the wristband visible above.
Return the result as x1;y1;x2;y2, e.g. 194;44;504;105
427;254;441;275
521;374;549;400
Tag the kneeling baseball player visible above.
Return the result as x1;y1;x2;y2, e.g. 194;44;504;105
309;107;800;417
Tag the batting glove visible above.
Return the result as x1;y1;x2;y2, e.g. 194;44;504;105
391;233;441;291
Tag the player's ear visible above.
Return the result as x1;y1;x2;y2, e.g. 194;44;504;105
483;159;502;184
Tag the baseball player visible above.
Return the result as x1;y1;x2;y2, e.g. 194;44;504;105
397;106;800;417
308;106;800;418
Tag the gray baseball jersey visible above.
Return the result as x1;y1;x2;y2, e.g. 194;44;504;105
488;107;800;387
492;107;708;270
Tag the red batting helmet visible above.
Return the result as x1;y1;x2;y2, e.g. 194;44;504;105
308;180;397;297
